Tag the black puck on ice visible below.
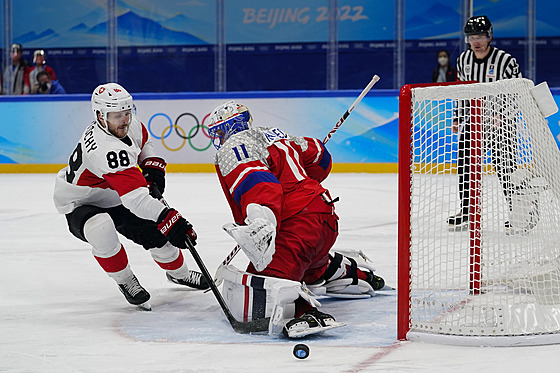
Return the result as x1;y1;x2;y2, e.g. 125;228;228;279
293;343;309;359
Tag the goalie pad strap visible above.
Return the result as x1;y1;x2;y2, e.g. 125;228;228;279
321;252;358;285
321;252;342;281
348;256;358;285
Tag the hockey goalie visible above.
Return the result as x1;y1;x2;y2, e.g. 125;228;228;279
207;100;385;338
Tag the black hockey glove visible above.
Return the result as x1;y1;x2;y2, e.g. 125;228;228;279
157;208;197;248
141;157;166;195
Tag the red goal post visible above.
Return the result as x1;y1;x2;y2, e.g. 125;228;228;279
397;79;560;346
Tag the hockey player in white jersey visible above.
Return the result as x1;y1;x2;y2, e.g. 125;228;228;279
53;83;208;310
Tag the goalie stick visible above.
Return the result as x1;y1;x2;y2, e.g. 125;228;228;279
323;74;380;144
151;186;269;334
216;74;381;270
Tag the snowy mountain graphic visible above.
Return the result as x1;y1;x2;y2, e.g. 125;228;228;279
87;11;207;45
16;29;59;45
14;10;208;48
68;23;89;32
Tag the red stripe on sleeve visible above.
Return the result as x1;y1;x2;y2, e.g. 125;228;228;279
103;167;148;197
140;122;149;148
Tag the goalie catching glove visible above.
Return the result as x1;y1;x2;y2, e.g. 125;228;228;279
141;157;166;196
223;204;277;272
157;208;197;248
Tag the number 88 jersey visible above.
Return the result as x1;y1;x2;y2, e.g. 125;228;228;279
53;118;164;222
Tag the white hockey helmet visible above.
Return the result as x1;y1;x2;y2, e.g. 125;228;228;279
33;49;46;64
208;100;253;150
91;83;134;124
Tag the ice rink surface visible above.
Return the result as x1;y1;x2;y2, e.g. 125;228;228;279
1;173;559;372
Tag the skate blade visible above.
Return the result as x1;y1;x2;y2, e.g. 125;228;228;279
136;301;152;311
287;322;346;339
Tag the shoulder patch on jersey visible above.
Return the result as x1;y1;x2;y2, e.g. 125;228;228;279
260;127;288;145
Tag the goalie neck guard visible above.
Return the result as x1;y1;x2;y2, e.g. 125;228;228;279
208;100;253;150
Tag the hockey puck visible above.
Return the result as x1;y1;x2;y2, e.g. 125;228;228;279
293;344;309;359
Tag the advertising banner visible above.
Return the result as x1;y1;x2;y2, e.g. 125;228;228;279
0;93;399;166
1;91;559;170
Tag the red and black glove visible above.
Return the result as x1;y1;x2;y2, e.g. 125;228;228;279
157;208;197;248
141;157;166;195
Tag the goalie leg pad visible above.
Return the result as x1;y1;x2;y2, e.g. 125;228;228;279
220;265;320;336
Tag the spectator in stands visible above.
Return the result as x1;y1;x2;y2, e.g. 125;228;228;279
2;43;30;95
432;49;457;83
26;50;57;94
31;70;66;94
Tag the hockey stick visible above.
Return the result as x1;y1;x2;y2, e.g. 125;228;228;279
323;74;380;144
212;244;242;286
152;186;269;334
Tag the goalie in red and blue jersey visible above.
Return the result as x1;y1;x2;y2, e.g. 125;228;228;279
208;101;385;338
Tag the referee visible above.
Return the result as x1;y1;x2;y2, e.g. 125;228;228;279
448;15;522;229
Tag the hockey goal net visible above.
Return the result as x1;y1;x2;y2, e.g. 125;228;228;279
398;78;560;346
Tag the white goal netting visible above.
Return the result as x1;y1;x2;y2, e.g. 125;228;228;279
401;78;560;346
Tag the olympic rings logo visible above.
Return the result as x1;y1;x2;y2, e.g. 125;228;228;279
147;112;212;152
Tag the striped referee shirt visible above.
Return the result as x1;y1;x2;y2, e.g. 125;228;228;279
457;46;521;82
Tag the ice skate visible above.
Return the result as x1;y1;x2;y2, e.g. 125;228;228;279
282;309;345;339
363;270;385;291
447;210;469;231
118;275;151;311
505;204;539;236
166;270;210;290
319;250;386;298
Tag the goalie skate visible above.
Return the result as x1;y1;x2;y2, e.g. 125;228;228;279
282;309;345;339
316;249;385;298
447;211;469;231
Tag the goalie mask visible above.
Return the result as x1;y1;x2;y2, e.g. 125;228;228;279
208;100;253;150
91;83;134;127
